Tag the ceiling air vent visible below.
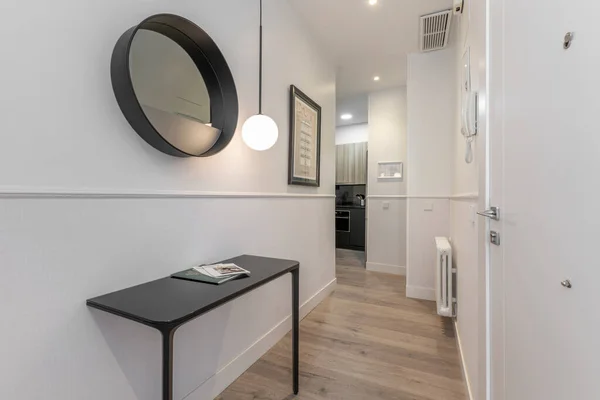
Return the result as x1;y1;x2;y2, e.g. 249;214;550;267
419;10;452;52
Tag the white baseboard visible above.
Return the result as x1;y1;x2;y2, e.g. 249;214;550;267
406;285;436;301
184;277;337;400
298;278;337;319
454;320;475;400
366;262;406;275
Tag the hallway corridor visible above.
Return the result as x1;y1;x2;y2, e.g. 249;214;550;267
218;252;467;400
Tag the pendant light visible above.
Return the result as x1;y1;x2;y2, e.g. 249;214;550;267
242;0;279;151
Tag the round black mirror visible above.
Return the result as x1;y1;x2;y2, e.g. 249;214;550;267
111;14;238;157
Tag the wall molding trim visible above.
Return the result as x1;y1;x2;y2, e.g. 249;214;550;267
368;194;465;199
407;195;453;199
450;192;479;200
190;277;337;400
0;186;336;200
367;195;409;199
368;193;479;200
406;285;436;301
366;262;406;276
454;320;475;400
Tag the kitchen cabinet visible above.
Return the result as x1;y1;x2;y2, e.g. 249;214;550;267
335;207;365;250
336;142;367;185
349;208;366;248
336;231;350;248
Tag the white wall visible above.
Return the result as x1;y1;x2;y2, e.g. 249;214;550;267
404;10;486;398
366;88;407;275
0;1;336;399
406;49;456;300
335;123;368;145
450;0;488;399
406;50;455;197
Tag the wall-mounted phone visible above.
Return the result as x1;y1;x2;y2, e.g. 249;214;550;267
461;47;478;164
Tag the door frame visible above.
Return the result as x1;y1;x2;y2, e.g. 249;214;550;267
486;0;506;398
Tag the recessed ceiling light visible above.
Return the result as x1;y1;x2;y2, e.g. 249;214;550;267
341;114;353;120
373;76;381;81
369;0;378;5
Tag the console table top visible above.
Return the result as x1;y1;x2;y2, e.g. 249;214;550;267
86;255;299;328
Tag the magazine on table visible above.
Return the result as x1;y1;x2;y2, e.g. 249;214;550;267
193;263;251;278
171;263;251;285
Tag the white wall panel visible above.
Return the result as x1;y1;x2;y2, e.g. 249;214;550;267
0;0;336;398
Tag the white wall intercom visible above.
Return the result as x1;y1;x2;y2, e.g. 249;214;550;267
461;47;478;164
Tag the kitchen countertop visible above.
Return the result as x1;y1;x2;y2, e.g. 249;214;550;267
335;205;366;210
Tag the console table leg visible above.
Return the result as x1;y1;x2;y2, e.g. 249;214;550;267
161;328;176;400
291;268;300;395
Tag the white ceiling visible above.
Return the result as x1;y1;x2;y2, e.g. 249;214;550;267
336;94;368;127
289;0;453;98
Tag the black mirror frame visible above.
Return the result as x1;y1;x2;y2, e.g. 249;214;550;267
111;14;239;157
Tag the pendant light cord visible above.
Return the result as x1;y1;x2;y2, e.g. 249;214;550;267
258;0;263;114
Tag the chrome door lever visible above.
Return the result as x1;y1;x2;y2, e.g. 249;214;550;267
477;206;500;221
561;279;572;289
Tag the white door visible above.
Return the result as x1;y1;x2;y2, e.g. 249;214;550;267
488;1;600;399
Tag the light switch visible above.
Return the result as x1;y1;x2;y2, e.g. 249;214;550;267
424;202;434;211
382;201;390;210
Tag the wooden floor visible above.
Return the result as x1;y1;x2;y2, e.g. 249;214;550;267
217;249;466;400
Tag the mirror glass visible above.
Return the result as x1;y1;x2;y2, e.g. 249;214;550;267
128;29;221;155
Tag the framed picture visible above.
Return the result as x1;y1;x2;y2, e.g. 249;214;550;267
288;85;322;187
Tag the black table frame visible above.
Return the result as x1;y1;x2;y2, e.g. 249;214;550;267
87;257;299;400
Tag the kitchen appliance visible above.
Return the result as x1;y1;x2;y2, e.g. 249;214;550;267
355;194;365;207
335;210;350;232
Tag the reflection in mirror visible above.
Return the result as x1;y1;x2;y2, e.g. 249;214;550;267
128;29;221;155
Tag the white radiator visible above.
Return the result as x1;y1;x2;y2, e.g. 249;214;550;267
435;237;456;317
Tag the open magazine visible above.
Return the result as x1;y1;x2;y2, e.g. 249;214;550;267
194;263;251;278
171;263;251;285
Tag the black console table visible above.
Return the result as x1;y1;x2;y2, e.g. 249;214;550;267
87;255;300;400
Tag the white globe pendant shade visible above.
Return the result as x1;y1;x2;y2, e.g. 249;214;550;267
242;114;279;151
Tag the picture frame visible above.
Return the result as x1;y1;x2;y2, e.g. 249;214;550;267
377;161;403;180
288;85;322;187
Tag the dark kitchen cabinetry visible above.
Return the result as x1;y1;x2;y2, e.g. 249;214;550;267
336;231;350;248
349;208;365;248
335;207;365;250
335;209;351;248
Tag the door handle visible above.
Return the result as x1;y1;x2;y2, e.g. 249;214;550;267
477;206;500;221
561;279;572;289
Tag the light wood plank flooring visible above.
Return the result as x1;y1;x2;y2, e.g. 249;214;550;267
217;250;466;400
